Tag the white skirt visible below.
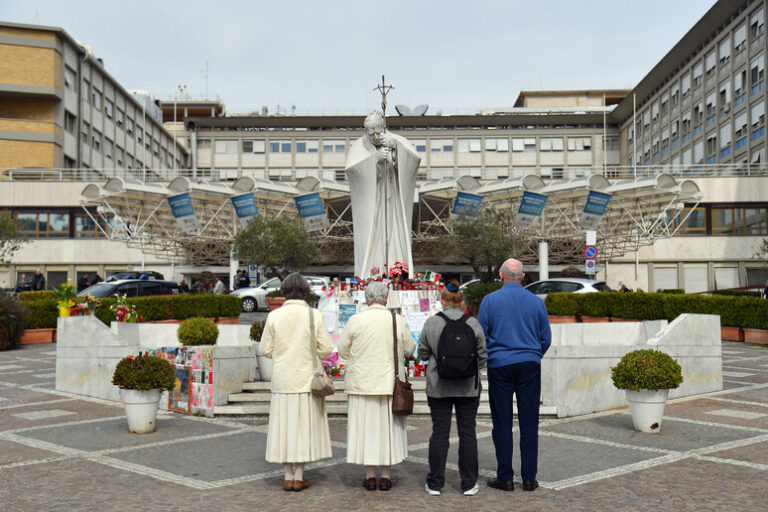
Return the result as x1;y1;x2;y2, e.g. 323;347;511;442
346;394;408;466
265;392;332;463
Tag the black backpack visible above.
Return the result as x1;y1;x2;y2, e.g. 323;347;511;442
435;312;478;380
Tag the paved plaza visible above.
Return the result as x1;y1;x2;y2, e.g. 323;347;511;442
1;340;767;511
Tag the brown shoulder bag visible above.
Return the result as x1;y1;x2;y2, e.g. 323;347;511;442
391;310;414;416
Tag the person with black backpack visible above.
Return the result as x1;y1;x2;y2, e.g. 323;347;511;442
418;280;487;497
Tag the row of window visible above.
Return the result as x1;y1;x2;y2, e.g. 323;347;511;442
199;136;618;155
666;204;768;235
13;210;111;239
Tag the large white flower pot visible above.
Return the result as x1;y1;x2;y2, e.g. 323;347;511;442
120;388;162;434
255;343;273;381
625;389;670;433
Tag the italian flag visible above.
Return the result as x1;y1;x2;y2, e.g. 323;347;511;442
424;270;441;283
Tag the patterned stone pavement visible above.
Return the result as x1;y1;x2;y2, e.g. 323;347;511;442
1;341;766;511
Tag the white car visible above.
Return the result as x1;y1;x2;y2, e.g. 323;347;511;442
230;275;330;312
524;277;612;299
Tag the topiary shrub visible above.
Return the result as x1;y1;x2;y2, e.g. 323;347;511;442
611;349;683;392
22;296;57;329
0;293;29;350
19;290;55;302
544;292;581;317
177;317;219;346
581;292;614;317
111;354;176;391
657;288;685;294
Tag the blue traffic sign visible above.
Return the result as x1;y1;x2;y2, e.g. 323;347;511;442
584;245;598;259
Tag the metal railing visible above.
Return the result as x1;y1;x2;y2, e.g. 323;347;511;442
1;163;767;183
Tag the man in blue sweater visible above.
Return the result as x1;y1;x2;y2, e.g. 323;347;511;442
478;258;551;492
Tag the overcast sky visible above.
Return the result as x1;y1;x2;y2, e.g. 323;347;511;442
4;0;716;114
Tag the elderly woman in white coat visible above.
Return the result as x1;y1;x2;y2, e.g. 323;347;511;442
337;282;416;492
261;273;334;492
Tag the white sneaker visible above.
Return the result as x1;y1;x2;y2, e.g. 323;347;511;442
424;483;441;496
463;483;480;496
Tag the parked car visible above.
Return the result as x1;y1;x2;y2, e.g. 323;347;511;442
230;275;330;312
76;279;180;298
524;278;612;299
105;271;165;282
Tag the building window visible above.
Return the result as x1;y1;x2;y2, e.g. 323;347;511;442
567;137;591;151
751;8;764;39
92;129;101;152
152;140;160;156
116;108;125;127
430;139;453;152
719;124;732;158
214;140;237;153
604;136;619;151
16;211;70;238
719;37;731;64
681;74;691;96
735;112;748;148
322;140;346;153
751;101;765;140
127;155;134;169
81;122;90;147
197;139;210;149
671;85;680;107
693;140;704;163
296;140;318;153
116;146;124;166
104;98;113;118
92;89;102;110
126;117;134;135
75;214;109;238
64;111;76;135
735;23;747;52
660;93;669;115
751;55;765;93
458;139;482;152
705;92;717;125
540;138;563;151
693;103;704;133
734;69;747;105
484;138;509;152
82;79;89;101
334;170;346;182
64;66;76;90
693;62;703;87
137;127;143;145
672;207;706;235
104;137;113;159
713;206;768;234
705;50;716;77
270;140;292;153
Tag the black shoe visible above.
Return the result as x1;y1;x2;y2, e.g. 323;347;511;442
363;477;377;491
487;476;514;491
523;479;539;492
378;478;391;491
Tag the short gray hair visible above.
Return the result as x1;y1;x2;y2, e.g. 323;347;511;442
364;282;389;305
281;272;309;300
500;259;524;281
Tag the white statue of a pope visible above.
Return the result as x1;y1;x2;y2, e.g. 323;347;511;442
345;112;421;278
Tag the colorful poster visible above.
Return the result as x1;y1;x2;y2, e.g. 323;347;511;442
419;298;430;312
405;311;430;333
338;304;357;332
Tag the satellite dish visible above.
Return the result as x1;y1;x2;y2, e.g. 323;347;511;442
412;104;429;116
395;104;412;116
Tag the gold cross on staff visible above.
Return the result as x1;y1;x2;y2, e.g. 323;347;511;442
373;75;394;118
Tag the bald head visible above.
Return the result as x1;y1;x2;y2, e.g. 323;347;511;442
499;258;524;282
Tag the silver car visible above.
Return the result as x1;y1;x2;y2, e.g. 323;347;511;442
230;275;330;312
524;277;612;299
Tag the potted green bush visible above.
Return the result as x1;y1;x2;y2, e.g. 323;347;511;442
611;348;683;433
177;317;219;346
112;354;176;433
265;289;286;311
250;320;272;381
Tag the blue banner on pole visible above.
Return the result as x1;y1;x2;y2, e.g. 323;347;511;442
231;193;258;227
452;192;483;217
516;191;547;229
294;193;329;231
167;192;200;232
579;190;612;230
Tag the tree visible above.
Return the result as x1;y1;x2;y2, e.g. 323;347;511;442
0;210;26;264
232;215;320;280
437;209;523;281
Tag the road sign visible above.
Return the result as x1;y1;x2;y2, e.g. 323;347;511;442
584;245;598;259
585;259;596;274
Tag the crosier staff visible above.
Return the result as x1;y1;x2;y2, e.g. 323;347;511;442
373;75;396;278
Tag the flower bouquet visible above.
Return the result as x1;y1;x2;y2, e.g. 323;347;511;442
110;294;143;323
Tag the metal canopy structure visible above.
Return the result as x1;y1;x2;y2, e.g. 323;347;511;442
79;172;700;267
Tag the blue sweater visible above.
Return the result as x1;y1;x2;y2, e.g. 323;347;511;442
477;282;551;368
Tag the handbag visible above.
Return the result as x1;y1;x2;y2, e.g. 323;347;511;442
309;307;334;398
391;310;414;416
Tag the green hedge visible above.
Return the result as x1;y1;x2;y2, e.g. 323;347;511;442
713;290;762;297
19;290;55;302
26;294;242;329
545;291;768;329
463;281;503;314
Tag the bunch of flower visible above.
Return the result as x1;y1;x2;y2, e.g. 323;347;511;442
110;294;143;323
388;261;409;279
53;279;77;308
83;295;100;309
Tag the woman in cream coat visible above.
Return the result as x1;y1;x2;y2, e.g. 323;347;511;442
337;282;416;491
261;273;334;492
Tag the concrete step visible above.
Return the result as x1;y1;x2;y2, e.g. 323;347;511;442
214;403;557;416
228;390;490;403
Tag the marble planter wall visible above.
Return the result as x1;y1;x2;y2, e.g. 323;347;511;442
55;316;257;407
542;314;722;417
